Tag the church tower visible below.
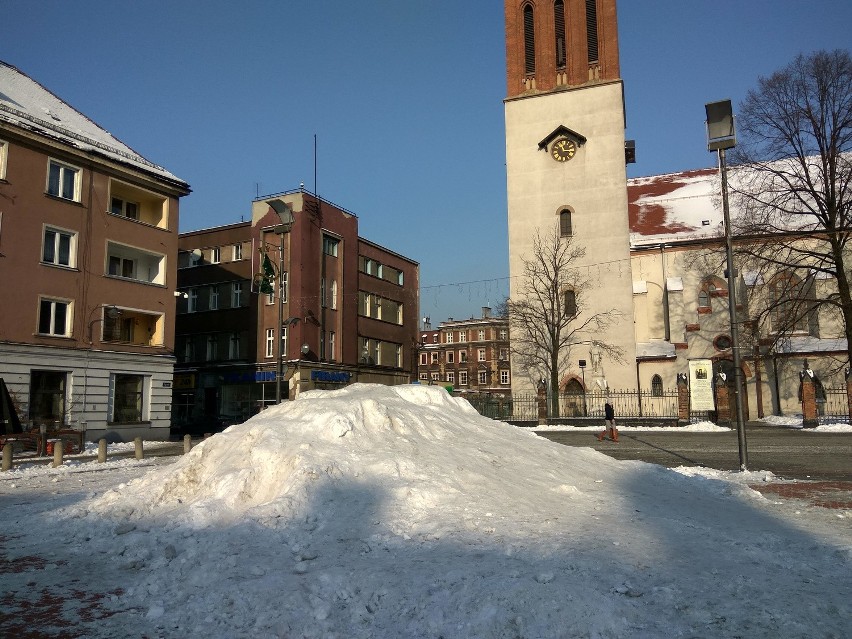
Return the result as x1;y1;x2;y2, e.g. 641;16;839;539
504;0;637;392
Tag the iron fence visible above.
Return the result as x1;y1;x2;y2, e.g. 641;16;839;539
819;387;850;424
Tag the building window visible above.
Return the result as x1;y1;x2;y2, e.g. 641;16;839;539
559;209;572;236
523;4;536;75
420;372;429;381
698;289;711;309
478;348;486;362
42;227;75;267
38;298;70;336
189;250;201;267
459;330;467;342
183;338;194;362
112;374;144;423
769;273;809;333
331;279;338;310
585;0;599;63
459;350;467;363
329;331;336;361
323;235;339;257
433;334;438;343
478;371;487;385
211;247;221;264
47;159;80;201
447;351;454;364
447;372;455;384
651;374;663;397
29;370;67;426
555;0;566;68
108;255;135;278
188;288;198;313
499;329;508;340
232;243;243;261
446;332;454;344
0;139;7;180
431;372;440;381
499;348;509;361
420;352;428;366
209;286;219;310
231;282;243;307
478;330;485;340
431;352;439;364
459;370;468;386
564;289;577;317
500;370;510;385
206;335;218;361
265;328;274;358
229;332;242;359
110;196;139;220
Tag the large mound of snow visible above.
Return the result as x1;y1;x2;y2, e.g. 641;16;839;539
32;384;849;637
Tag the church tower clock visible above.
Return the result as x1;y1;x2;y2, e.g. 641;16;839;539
504;0;637;392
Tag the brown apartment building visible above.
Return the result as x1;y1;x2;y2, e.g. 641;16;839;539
417;308;511;396
0;61;191;441
172;190;420;430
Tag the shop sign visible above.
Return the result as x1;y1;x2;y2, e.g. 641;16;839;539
311;370;351;383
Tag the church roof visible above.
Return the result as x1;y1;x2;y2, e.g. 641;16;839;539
628;168;723;248
0;60;189;190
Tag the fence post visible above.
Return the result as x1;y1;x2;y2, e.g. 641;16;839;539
2;443;12;471
53;439;63;468
537;380;548;424
677;373;690;425
800;361;818;428
714;374;731;425
98;438;107;463
134;437;144;460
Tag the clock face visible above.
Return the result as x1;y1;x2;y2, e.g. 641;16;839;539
551;137;577;162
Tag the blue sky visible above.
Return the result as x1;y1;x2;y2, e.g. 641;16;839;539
4;1;851;324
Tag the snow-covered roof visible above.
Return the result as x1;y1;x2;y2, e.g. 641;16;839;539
0;60;188;189
636;341;677;359
628;168;723;248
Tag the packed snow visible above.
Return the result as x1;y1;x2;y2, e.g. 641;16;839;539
1;384;849;638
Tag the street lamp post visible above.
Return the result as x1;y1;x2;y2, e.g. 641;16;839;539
267;200;295;404
705;99;748;471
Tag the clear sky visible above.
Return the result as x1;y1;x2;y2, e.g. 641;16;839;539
3;1;851;324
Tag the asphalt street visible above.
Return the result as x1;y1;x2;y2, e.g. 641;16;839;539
536;424;852;482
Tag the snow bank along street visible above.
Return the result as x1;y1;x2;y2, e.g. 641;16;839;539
1;384;850;638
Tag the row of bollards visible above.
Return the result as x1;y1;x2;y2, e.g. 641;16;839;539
1;434;194;471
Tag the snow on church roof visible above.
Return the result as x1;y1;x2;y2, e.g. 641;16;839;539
628;168;724;248
0;60;188;189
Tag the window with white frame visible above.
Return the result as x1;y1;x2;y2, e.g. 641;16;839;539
419;373;428;381
188;288;198;313
232;243;243;261
431;352;439;364
446;332;454;344
229;332;242;359
38;298;70;336
329;331;336;361
447;371;455;383
420;352;428;366
478;371;487;385
478;330;485;340
265;328;274;357
459;330;467;342
499;348;508;361
446;351;454;363
211;247;221;264
42;227;76;267
459;350;467;363
478;348;486;362
0;139;7;180
431;372;440;381
323;235;339;257
206;335;218;361
459;370;468;385
499;329;508;340
209;285;219;310
231;282;243;307
47;159;80;201
432;334;438;343
331;279;338;310
500;369;510;385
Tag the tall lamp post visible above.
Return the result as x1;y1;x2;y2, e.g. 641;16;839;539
267;199;295;404
705;99;748;470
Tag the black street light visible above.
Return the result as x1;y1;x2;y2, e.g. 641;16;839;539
267;199;295;404
705;99;748;470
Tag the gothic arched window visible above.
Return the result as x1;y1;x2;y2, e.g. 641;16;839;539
651;374;663;397
523;5;536;75
559;209;573;237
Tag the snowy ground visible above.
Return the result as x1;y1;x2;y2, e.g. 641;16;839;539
1;384;850;638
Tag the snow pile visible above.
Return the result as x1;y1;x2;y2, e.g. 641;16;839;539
5;384;849;638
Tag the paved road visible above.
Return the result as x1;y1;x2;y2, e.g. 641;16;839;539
535;425;852;482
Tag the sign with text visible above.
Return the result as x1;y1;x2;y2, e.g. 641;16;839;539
688;359;714;411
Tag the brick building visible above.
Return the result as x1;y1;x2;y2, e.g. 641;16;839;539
417;308;511;396
0;61;190;441
172;190;420;430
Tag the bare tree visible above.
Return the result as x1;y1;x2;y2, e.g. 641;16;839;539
730;49;852;367
507;230;623;417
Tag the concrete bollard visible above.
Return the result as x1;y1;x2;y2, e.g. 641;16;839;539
134;437;143;460
2;443;12;471
98;438;107;463
183;434;192;454
53;439;63;468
